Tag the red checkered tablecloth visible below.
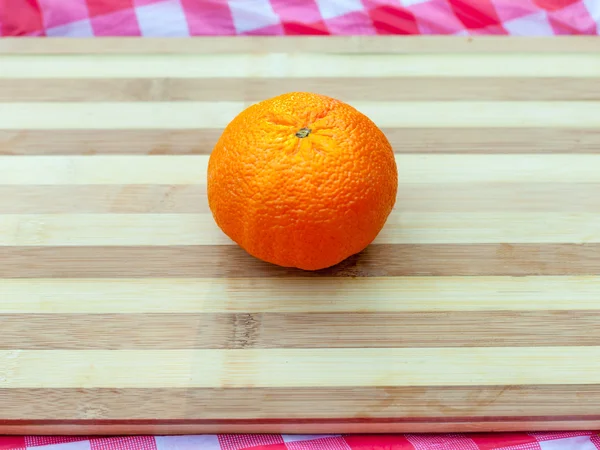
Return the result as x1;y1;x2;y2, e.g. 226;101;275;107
1;433;600;450
0;0;598;36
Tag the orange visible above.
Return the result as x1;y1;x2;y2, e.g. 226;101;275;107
207;92;398;271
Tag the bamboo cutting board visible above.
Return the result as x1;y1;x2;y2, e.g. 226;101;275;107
1;37;600;435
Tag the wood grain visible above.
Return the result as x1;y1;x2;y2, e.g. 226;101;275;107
4;244;600;278
2;37;600;434
2;276;599;313
1;311;600;349
3;421;599;435
0;276;600;316
3;129;600;155
2;212;600;245
2;348;600;388
0;185;207;214
3;155;600;185
2;386;600;419
0;36;598;54
3;183;600;214
1;55;600;78
4;102;600;129
2;78;600;102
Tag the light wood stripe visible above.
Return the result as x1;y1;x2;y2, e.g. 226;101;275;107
1;348;600;388
1;311;599;349
3;184;600;214
0;156;208;185
0;186;206;214
378;212;600;244
2;244;600;278
3;129;599;155
0;102;243;130
1;386;600;420
2;212;600;246
1;37;598;54
0;214;228;246
3;54;600;78
2;78;600;102
4;102;600;129
3;155;600;185
2;276;598;313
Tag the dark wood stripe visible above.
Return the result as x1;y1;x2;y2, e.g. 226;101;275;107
3;183;600;214
389;128;600;154
0;130;220;155
1;36;598;54
1;386;599;420
2;78;599;102
2;244;600;278
3;421;600;435
397;183;600;212
2;312;600;349
2;128;599;155
4;421;599;434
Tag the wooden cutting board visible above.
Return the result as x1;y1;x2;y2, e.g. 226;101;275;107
1;36;600;435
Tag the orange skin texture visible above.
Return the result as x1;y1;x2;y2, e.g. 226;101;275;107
207;92;398;271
